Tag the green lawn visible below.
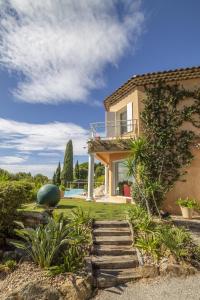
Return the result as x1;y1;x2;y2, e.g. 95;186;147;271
20;198;131;220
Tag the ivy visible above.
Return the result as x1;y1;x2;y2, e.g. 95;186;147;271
129;82;200;214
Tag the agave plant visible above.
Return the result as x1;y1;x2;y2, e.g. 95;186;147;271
13;214;70;268
13;208;92;273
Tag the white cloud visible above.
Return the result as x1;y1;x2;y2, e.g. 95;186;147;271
0;156;26;164
0;118;89;176
0;118;88;155
37;152;60;157
0;0;144;104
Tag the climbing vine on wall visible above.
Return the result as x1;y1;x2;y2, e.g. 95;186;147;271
128;82;200;214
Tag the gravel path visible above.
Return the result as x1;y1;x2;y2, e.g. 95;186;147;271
93;274;200;300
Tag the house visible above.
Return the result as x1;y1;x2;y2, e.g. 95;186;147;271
87;66;200;214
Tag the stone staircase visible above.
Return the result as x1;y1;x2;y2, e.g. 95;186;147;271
91;220;140;288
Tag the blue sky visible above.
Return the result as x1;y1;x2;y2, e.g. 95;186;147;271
0;0;200;177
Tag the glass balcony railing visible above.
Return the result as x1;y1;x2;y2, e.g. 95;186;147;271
89;119;138;139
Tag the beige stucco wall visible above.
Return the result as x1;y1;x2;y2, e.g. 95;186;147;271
163;148;200;214
109;88;139;117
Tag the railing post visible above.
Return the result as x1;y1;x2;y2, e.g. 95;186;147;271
104;165;109;195
87;153;94;201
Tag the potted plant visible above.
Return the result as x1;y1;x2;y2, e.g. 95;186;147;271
176;197;198;219
59;185;66;198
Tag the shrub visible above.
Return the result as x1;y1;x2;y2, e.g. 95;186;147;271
95;175;105;188
49;219;92;275
70;207;92;227
13;215;70;268
157;225;192;259
0;181;35;237
176;197;198;209
129;204;195;263
135;233;161;261
14;209;92;273
127;205;154;233
59;185;66;191
0;259;17;273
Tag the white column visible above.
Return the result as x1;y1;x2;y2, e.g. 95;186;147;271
87;153;94;201
104;165;109;195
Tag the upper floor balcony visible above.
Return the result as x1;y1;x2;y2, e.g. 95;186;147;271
89;119;139;140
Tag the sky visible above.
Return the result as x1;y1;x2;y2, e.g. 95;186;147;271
0;0;200;177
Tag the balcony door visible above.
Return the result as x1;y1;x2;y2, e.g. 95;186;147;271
120;110;127;135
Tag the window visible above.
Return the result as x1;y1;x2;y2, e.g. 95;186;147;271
114;160;134;195
120;110;127;135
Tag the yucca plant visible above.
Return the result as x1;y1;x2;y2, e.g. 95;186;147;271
48;212;92;275
127;205;154;234
157;225;191;260
135;233;161;261
13;214;70;268
13;208;92;274
69;207;92;227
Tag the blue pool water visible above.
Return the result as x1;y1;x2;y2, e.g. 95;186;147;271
64;188;85;197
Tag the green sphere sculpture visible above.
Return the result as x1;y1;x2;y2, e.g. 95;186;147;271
37;184;60;207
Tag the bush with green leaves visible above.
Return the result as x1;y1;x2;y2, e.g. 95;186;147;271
157;225;191;259
0;181;36;238
176;197;199;209
135;233;161;261
0;259;17;273
128;205;197;263
13;209;92;273
127;205;154;233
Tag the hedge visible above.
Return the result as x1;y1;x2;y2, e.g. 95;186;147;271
0;181;36;238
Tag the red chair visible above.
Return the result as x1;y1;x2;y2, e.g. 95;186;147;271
123;184;131;197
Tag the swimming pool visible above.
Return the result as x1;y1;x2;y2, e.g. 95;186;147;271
64;188;85;197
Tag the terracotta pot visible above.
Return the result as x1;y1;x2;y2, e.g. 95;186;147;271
180;206;193;219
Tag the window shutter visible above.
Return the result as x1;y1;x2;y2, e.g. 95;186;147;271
106;112;116;137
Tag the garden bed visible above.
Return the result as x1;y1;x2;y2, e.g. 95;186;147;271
0;261;92;300
128;205;200;279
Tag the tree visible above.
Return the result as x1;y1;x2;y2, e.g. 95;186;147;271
79;162;88;180
34;174;49;184
74;160;80;179
95;163;105;178
61;140;73;186
52;172;56;185
55;162;61;186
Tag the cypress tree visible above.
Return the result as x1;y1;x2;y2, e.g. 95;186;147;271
74;160;80;179
52;172;56;184
61;140;73;186
55;162;61;186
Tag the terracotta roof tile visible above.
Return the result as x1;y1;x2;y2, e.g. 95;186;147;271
104;66;200;110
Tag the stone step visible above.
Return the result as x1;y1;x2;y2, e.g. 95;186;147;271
94;221;129;228
92;245;136;256
94;236;132;246
96;268;141;288
92;255;138;269
93;228;131;237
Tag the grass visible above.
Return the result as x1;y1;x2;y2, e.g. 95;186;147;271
19;198;131;220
